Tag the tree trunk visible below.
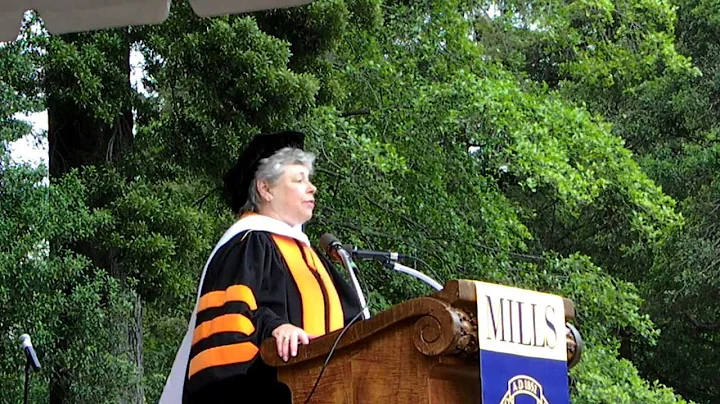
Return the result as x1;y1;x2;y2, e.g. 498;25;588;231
47;30;140;403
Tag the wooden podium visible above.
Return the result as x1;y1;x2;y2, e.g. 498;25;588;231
259;280;580;404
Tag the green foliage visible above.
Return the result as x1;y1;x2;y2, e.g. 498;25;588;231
76;166;225;302
571;346;688;404
309;2;691;402
44;30;135;124
459;0;720;399
636;145;720;402
500;0;720;399
0;160;140;403
472;0;698;114
139;1;321;180
0;26;43;149
521;253;657;344
1;0;709;402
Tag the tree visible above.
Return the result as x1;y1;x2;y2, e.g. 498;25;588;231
465;0;719;401
1;19;140;404
0;0;702;402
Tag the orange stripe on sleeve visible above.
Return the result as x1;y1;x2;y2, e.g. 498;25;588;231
197;284;257;313
192;314;255;345
188;342;259;378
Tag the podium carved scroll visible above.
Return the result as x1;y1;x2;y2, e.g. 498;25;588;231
417;280;583;366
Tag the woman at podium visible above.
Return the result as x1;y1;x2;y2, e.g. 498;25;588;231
159;131;363;403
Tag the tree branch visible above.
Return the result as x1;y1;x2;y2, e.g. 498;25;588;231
340;108;371;118
314;167;343;178
685;312;720;333
363;194;431;233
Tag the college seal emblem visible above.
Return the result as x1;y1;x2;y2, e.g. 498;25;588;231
499;375;550;404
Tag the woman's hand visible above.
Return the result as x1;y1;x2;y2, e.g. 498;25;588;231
271;323;316;362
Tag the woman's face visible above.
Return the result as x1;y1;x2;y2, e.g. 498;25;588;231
260;164;316;227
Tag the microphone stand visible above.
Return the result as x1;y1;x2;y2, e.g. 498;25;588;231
337;249;371;320
23;358;30;404
382;260;444;291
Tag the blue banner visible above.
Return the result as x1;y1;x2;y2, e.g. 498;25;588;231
473;281;570;404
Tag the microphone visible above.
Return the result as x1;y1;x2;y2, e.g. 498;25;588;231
342;244;410;262
319;233;371;320
19;334;41;371
319;233;349;263
341;242;444;291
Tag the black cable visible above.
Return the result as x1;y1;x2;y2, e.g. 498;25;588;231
303;298;371;404
301;252;438;402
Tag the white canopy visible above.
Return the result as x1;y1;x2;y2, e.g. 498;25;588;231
0;0;314;42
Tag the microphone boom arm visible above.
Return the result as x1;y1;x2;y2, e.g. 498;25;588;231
383;261;444;291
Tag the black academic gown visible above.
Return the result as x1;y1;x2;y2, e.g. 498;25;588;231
182;230;362;403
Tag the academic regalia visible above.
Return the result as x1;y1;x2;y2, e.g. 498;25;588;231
159;132;362;403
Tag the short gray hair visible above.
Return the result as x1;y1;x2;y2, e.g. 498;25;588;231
240;147;316;214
